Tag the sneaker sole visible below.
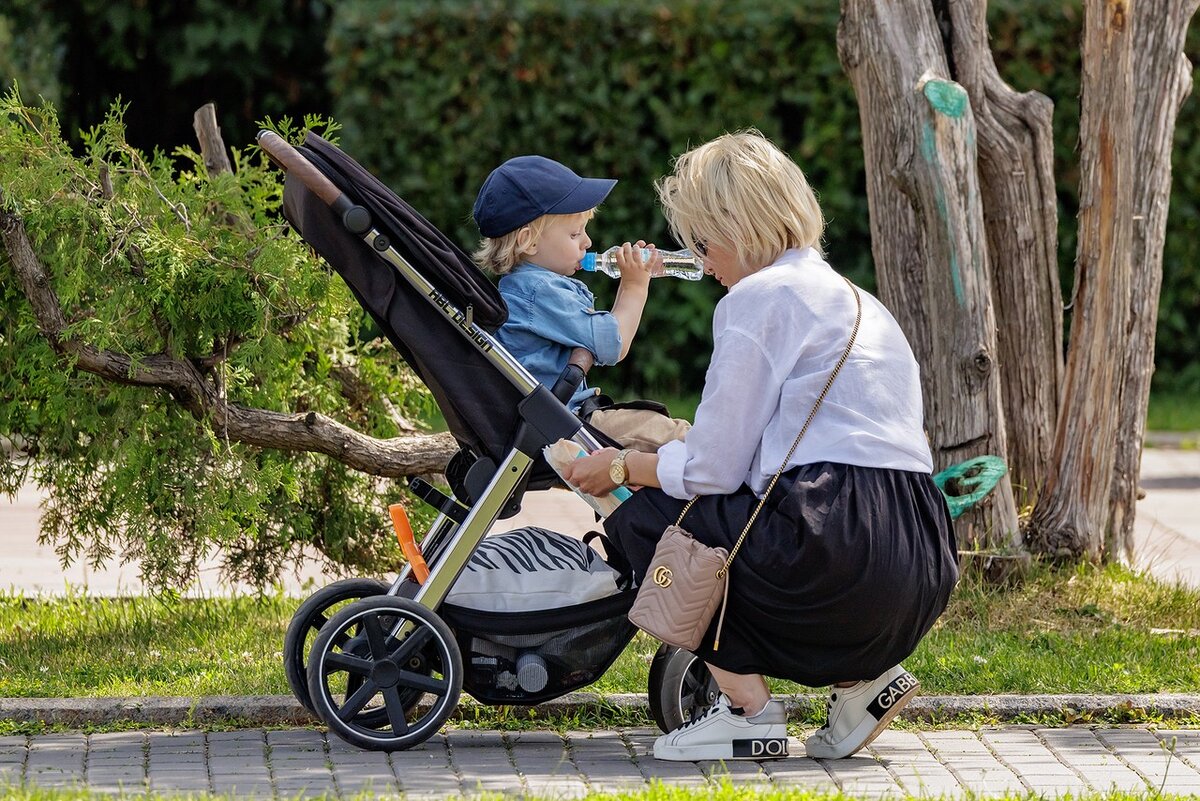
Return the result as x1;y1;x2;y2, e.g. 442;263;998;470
654;737;790;762
805;677;920;760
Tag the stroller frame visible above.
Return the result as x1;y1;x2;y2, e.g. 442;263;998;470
258;132;701;752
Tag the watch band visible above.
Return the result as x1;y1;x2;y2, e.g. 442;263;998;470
609;448;632;486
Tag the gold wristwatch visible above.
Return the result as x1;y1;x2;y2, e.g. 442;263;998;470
608;448;633;486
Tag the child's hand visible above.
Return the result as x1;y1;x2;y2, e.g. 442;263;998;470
614;241;656;290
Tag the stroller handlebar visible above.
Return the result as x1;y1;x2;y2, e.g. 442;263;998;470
257;130;343;207
550;347;594;404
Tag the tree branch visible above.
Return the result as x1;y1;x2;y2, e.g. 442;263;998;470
0;207;456;477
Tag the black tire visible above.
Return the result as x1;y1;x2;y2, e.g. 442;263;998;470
647;644;720;733
283;577;390;713
307;595;462;752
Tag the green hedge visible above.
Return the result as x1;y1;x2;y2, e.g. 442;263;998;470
327;0;1200;396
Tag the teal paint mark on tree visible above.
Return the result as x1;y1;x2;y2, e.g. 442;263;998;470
922;120;967;306
923;79;968;119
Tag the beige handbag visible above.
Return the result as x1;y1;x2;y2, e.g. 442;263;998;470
627;277;862;652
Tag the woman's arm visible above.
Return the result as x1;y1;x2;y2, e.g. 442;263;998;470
562;447;661;496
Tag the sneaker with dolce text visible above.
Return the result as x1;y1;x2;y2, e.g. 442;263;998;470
803;665;920;760
653;695;790;761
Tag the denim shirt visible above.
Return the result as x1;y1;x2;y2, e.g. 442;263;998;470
496;262;622;409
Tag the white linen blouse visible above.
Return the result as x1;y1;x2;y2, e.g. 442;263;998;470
655;247;934;499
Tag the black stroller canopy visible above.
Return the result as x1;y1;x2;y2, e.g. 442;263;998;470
282;133;523;461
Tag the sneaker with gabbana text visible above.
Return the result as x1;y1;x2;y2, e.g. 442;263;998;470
803;665;920;760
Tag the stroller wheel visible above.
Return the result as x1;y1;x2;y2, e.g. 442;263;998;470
308;595;461;751
284;578;391;715
647;644;720;733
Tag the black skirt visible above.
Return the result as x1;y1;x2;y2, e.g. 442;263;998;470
603;462;958;687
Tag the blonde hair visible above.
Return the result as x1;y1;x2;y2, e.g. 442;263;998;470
655;129;824;271
473;210;596;275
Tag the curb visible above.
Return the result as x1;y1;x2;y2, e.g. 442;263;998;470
3;693;1199;728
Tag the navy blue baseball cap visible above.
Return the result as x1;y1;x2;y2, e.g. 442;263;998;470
473;155;616;238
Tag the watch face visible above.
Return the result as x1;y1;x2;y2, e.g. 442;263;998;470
609;456;625;484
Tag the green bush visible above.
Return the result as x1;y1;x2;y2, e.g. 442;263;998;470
326;0;1200;395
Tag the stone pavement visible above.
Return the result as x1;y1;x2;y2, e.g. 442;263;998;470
3;725;1200;798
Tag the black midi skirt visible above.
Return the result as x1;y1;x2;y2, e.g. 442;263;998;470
603;461;959;687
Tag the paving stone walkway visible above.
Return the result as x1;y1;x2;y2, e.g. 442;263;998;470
3;725;1200;798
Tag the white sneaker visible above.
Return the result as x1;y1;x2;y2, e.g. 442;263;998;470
653;695;789;761
804;665;919;759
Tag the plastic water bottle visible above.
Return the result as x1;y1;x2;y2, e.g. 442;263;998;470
580;246;703;280
515;652;549;693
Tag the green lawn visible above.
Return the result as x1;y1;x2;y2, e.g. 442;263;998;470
1147;391;1200;433
0;781;1192;801
1;562;1197;701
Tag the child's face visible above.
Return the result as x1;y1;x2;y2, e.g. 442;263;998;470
529;214;592;276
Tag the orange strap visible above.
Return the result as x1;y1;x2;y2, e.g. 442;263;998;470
389;504;429;584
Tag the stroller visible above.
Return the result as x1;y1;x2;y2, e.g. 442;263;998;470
259;131;712;751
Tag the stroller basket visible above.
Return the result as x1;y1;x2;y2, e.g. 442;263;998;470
442;591;637;705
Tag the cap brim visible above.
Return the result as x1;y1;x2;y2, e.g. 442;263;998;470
544;177;617;216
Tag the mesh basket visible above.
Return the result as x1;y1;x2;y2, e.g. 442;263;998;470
440;590;636;705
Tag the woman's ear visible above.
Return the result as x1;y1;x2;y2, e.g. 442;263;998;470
515;225;537;255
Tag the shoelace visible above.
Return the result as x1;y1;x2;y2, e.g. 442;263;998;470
681;702;724;730
819;691;838;731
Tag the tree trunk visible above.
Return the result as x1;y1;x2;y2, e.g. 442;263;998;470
940;0;1064;506
838;0;1021;554
1028;0;1136;560
1106;0;1199;561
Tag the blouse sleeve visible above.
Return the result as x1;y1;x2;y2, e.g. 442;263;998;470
656;328;785;498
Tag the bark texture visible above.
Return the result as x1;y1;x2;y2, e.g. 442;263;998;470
1106;0;1199;560
838;0;1021;552
941;0;1064;506
0;209;457;477
1028;0;1136;559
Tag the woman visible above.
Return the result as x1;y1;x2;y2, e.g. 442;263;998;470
563;130;958;762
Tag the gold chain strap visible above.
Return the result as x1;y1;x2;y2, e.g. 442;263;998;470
675;276;863;579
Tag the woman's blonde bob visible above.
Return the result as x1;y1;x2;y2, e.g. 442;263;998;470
655;129;824;271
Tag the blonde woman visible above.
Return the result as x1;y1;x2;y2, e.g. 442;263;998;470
564;131;958;762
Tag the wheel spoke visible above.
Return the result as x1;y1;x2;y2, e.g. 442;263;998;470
332;628;351;650
381;687;411;735
325;651;373;676
362;613;392;659
338;678;379;721
388;626;433;666
396;670;448;695
312;612;329;630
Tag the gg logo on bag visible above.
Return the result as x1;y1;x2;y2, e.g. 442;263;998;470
652;565;673;587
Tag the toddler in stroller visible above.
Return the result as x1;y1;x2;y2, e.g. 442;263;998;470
260;131;710;753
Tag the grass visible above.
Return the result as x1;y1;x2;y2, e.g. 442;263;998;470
0;782;1195;801
1147;391;1200;434
1;562;1198;702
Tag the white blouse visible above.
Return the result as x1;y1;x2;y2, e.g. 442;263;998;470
656;248;934;499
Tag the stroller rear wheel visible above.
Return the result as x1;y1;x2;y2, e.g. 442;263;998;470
647;644;719;733
308;595;461;751
284;577;391;715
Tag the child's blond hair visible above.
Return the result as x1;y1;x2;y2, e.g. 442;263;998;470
655;129;824;271
474;210;596;275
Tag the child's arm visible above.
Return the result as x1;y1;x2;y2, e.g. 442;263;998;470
610;241;662;361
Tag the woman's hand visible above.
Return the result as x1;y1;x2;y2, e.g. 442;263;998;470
562;447;622;496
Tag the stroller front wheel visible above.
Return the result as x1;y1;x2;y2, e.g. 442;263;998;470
284;577;391;715
647;644;720;733
308;595;462;751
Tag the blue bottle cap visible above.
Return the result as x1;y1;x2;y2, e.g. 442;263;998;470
580;252;597;272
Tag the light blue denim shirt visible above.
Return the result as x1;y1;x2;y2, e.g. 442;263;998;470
496;262;622;409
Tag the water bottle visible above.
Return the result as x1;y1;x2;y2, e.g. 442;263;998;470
515;652;549;693
580;246;703;281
